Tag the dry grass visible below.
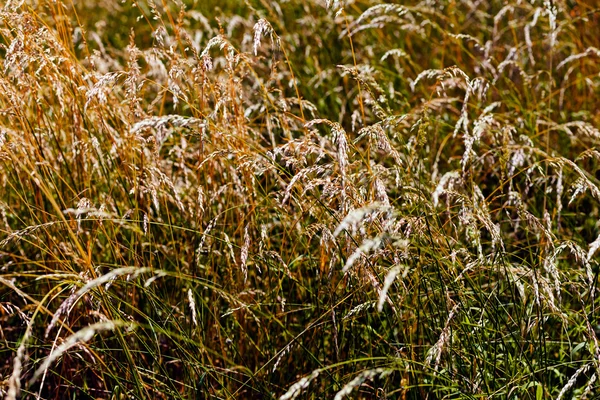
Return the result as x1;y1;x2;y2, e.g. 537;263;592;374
0;0;599;398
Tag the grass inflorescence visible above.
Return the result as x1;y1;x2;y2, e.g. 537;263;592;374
0;0;599;398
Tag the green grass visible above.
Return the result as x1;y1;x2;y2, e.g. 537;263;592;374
1;0;600;398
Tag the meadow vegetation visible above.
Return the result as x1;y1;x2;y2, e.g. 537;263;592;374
1;0;600;398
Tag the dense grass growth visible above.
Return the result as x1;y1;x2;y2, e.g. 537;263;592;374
1;0;599;398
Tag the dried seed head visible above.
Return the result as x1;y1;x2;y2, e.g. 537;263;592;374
253;19;273;56
240;225;250;282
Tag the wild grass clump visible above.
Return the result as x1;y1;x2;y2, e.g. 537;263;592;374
0;0;599;398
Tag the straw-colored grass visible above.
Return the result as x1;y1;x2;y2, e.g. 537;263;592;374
1;0;599;398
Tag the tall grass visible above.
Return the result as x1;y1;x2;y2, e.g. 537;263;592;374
0;0;599;398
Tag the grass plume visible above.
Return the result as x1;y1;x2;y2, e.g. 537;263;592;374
1;0;600;398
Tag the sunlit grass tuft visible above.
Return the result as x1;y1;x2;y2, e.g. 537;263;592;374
1;0;599;398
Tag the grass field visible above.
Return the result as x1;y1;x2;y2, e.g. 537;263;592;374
1;0;600;398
